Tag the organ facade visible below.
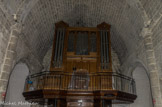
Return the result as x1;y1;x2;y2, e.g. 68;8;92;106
23;21;137;107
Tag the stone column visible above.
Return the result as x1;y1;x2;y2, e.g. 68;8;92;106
143;28;162;107
0;24;21;101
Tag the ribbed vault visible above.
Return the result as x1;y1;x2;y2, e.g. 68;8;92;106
2;0;162;64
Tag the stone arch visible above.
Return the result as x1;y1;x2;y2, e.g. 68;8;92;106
127;60;148;77
16;58;31;73
4;62;30;107
128;61;153;107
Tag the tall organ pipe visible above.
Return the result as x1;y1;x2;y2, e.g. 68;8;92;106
105;31;109;69
100;30;103;70
60;28;65;66
54;29;60;67
57;28;62;67
103;30;106;69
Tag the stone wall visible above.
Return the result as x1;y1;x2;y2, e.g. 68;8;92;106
152;18;162;102
15;36;43;74
0;7;11;76
0;7;12;101
152;19;162;77
0;9;42;102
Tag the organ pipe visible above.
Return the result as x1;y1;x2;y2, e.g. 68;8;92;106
105;31;109;69
60;28;65;66
100;30;103;70
103;30;106;69
100;30;109;70
54;29;59;67
57;28;61;67
53;28;65;68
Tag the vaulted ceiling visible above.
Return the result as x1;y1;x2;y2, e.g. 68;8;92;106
1;0;162;63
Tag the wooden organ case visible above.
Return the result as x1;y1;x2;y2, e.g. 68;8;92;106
23;21;137;107
50;21;112;73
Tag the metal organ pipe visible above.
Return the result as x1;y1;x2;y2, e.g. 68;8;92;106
105;31;109;69
53;28;66;68
54;29;60;67
57;28;63;67
56;29;60;67
100;30;109;70
57;28;62;67
60;28;65;66
100;30;103;70
103;30;106;69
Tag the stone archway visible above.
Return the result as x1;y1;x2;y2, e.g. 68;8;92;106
5;63;29;107
130;66;153;107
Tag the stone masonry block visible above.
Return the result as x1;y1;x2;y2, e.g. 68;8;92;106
8;43;17;51
144;37;152;44
150;72;159;79
0;80;7;88
154;98;162;105
12;30;19;36
148;64;157;71
10;36;18;44
147;57;156;64
145;43;153;50
155;105;162;107
0;92;5;101
4;58;12;66
150;78;160;87
152;87;161;98
6;50;16;60
146;50;154;58
1;72;9;80
2;65;12;73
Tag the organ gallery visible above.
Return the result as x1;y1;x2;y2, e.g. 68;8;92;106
23;21;137;107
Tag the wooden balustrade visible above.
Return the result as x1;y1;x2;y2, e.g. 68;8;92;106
24;71;136;95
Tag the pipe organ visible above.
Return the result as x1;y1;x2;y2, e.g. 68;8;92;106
23;21;137;107
50;21;112;73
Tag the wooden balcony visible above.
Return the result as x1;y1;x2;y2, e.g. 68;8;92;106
23;71;137;106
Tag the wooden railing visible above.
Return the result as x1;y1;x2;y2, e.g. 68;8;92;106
24;71;136;95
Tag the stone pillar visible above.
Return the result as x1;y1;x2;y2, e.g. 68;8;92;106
143;29;162;107
0;24;21;101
